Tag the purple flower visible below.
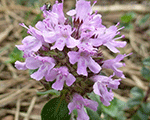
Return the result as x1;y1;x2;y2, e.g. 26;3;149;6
45;66;76;90
102;54;128;78
16;23;49;56
68;93;98;120
92;25;126;53
90;74;121;106
68;44;101;76
15;56;56;81
67;0;93;22
52;1;66;24
80;13;104;33
43;25;79;51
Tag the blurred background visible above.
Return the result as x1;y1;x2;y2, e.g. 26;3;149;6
0;0;150;120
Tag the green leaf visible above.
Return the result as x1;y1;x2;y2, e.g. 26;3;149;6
37;89;60;96
86;107;101;120
143;57;150;66
127;98;141;108
127;87;144;108
8;47;24;64
138;14;150;26
141;67;150;80
141;103;150;115
41;97;71;120
101;98;126;119
120;12;136;23
132;109;149;120
130;87;144;99
87;92;102;115
120;22;133;30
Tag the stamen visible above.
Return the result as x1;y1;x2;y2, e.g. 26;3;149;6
113;35;125;40
115;22;120;26
117;26;125;31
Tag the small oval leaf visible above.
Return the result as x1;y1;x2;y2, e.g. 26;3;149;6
41;97;71;120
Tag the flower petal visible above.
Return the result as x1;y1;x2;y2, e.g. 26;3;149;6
45;69;57;81
88;57;101;74
77;58;87;76
77;107;89;120
66;9;76;16
52;76;65;90
51;38;66;51
66;73;76;86
84;99;98;111
26;57;41;69
15;61;27;70
30;65;46;81
68;51;79;64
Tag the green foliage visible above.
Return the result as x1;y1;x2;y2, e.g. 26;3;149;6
127;87;144;108
88;92;126;120
41;97;71;120
87;92;102;115
86;107;101;120
138;14;150;26
101;98;126;120
31;12;43;26
8;47;24;64
120;12;136;30
142;57;150;66
17;0;39;6
132;108;149;120
120;12;136;23
37;89;60;96
141;57;150;81
141;67;150;80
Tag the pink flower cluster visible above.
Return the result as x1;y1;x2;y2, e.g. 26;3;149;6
15;0;128;119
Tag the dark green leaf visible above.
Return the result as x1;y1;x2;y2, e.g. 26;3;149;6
141;67;150;80
86;107;101;120
37;89;60;96
127;98;141;108
132;109;148;120
41;97;71;120
130;87;144;99
143;57;150;66
141;103;150;115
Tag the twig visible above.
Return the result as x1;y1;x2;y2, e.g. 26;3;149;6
131;75;147;91
15;97;21;120
92;4;150;13
0;25;13;43
24;96;37;120
4;109;41;120
0;80;36;107
113;91;128;102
